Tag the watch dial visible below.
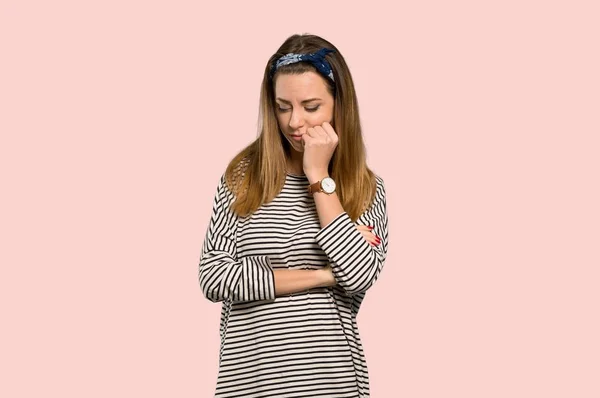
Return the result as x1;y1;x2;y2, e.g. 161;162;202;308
322;178;336;193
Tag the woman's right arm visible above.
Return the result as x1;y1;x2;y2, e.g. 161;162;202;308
199;174;277;303
199;174;336;303
273;265;336;296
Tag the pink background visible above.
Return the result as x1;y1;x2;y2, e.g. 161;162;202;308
2;1;599;397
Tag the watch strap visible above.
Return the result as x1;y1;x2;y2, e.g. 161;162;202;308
308;180;322;194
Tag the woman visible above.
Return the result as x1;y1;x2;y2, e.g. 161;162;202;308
199;33;389;398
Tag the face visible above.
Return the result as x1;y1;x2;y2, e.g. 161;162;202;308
274;71;334;153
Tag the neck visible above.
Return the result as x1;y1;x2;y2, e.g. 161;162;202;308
286;150;304;175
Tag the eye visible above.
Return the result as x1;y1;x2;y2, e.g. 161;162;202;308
276;105;320;112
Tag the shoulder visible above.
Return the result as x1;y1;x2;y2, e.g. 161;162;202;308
367;174;387;222
368;173;387;212
357;172;386;217
232;156;251;177
372;173;386;201
221;155;252;196
374;174;385;190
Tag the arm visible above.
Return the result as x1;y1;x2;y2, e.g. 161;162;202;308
199;174;276;303
199;174;337;302
312;175;389;296
273;266;336;296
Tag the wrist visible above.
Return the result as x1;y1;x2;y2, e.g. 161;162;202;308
315;268;336;288
305;170;329;184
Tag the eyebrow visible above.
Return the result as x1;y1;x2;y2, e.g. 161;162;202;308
276;97;322;104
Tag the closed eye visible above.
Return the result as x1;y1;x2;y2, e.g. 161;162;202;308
277;106;320;113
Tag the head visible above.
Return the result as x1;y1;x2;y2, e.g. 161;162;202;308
273;70;334;155
261;34;363;166
226;33;376;221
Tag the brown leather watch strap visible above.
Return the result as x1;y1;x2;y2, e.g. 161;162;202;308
307;180;322;194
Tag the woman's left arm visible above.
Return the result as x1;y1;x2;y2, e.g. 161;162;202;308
302;122;389;296
311;175;389;296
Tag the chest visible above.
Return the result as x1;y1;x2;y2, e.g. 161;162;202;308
236;186;327;269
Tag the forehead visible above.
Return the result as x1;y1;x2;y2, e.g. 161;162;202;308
274;71;330;100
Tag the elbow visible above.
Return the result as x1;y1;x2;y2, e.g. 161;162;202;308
198;254;276;304
198;271;224;303
334;258;384;296
200;283;224;303
338;272;379;296
198;259;232;303
202;292;222;303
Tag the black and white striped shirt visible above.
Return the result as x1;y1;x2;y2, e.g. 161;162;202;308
199;171;389;397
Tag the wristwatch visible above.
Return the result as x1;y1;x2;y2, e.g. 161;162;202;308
308;176;336;195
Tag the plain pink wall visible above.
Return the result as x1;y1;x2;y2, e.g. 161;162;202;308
2;0;599;397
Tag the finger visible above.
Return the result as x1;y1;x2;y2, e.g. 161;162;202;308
321;121;339;142
356;225;375;234
358;230;377;245
356;226;380;245
301;133;310;146
312;125;327;137
322;121;333;131
356;225;371;234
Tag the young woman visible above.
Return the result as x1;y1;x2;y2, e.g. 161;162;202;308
199;33;389;398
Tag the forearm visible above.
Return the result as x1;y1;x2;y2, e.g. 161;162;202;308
307;172;345;228
273;268;334;296
312;177;389;296
200;254;276;302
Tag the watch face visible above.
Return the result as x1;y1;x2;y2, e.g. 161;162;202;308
321;177;336;194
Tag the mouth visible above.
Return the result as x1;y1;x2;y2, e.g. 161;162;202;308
290;134;303;141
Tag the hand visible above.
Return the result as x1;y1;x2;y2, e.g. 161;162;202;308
301;121;339;181
318;264;337;288
356;224;381;247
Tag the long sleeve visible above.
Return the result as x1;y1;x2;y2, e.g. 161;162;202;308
198;174;276;303
314;175;389;296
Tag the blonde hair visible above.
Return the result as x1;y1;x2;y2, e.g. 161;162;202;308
225;33;377;222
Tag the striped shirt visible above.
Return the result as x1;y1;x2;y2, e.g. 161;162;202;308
199;171;389;397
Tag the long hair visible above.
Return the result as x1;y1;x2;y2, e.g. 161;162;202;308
224;33;377;222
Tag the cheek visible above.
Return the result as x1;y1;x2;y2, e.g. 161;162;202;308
319;104;333;117
276;114;288;129
310;109;332;124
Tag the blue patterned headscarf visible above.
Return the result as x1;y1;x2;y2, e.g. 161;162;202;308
270;48;336;82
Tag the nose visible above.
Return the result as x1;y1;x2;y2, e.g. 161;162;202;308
288;108;304;130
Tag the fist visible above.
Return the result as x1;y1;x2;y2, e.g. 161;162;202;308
301;121;338;180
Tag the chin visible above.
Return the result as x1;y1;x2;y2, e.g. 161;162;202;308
284;138;303;153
